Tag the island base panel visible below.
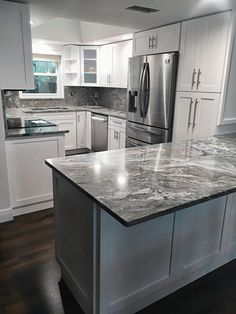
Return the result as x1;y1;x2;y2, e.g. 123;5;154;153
52;172;236;314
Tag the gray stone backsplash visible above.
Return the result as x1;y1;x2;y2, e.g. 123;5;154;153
1;86;127;112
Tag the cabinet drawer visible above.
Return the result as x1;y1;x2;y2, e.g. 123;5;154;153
108;116;126;129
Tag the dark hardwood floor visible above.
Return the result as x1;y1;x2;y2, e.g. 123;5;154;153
0;209;236;314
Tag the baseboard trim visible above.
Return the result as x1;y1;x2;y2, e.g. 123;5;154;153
0;208;14;223
13;200;53;217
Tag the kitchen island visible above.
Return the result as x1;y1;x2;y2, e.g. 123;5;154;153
46;133;236;314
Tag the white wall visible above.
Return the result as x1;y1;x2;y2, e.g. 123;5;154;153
0;96;11;220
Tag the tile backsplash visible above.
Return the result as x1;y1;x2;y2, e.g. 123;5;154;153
2;86;127;112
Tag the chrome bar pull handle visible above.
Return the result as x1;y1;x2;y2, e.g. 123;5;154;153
197;68;202;90
193;98;198;128
188;98;193;128
191;68;196;90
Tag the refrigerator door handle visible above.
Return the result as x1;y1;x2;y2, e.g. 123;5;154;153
143;62;150;118
139;62;146;117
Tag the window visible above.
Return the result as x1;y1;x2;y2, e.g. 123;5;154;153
20;54;64;99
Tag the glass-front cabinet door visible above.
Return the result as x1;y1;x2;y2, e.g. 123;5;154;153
81;47;99;86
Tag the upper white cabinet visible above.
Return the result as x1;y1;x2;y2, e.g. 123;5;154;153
80;47;99;86
100;41;132;88
63;45;81;86
173;92;220;141
178;12;231;93
0;1;34;90
133;23;181;56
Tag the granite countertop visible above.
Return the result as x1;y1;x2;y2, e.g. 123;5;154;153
46;133;236;227
5;118;69;138
23;106;126;120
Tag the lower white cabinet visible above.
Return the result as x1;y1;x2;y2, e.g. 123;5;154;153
108;117;126;150
32;112;77;150
5;135;65;215
173;92;220;141
77;111;91;149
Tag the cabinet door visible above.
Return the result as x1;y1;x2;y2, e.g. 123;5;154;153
177;19;202;92
77;111;87;149
192;94;220;140
196;12;231;93
6;136;64;209
100;45;112;87
108;127;120;150
0;1;34;90
151;23;181;55
111;41;132;88
56;119;77;150
81;47;99;86
32;113;77;150
173;93;195;141
133;29;154;56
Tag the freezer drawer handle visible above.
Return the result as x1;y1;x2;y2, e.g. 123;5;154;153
129;125;162;136
193;99;198;128
188;98;193;128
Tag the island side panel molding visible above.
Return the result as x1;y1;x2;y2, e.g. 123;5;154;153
221;192;236;258
171;197;227;276
99;209;175;314
53;173;98;314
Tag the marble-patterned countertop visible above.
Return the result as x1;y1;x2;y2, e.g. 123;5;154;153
23;106;126;120
46;133;236;226
5;118;69;138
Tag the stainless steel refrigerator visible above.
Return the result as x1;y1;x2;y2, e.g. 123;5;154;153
127;53;179;147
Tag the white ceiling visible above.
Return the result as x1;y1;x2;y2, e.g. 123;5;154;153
9;0;236;44
27;0;236;29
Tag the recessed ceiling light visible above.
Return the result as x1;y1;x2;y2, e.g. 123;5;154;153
29;20;34;25
126;5;159;14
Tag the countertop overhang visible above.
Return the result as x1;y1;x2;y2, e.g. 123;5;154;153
46;133;236;226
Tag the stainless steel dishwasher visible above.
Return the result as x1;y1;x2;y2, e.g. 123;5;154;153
91;113;108;152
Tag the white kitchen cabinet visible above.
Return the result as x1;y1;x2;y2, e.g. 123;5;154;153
133;23;181;57
100;41;132;88
108;117;126;150
32;112;77;150
178;12;231;93
5;135;65;216
63;45;80;86
173;92;220;141
77;111;91;149
0;1;34;90
81;47;99;86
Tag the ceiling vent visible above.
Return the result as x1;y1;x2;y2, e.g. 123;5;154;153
126;5;159;14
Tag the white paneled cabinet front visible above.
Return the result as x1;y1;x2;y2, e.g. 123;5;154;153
108;117;126;150
32;112;77;150
0;1;34;89
6;135;65;212
133;23;181;56
173;92;220;141
77;111;87;148
100;41;132;88
178;12;231;93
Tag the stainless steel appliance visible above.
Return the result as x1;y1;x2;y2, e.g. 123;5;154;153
91;113;108;152
127;53;178;147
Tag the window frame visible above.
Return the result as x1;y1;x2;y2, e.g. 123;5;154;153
19;54;64;99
